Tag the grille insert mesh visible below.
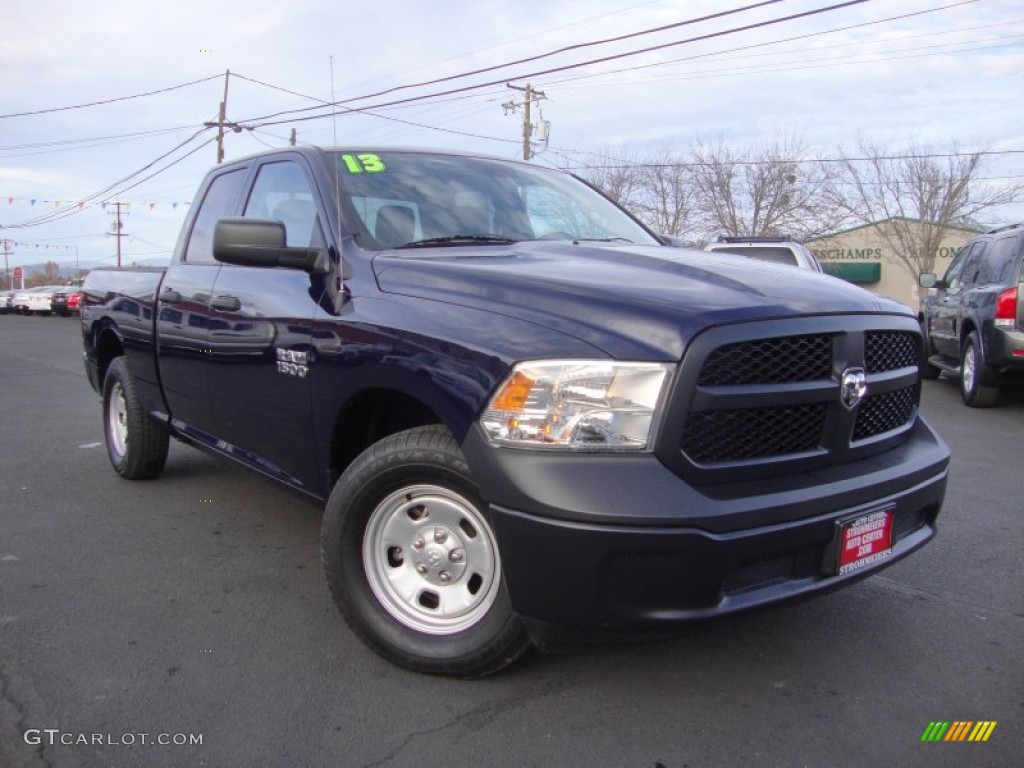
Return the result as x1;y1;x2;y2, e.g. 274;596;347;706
865;331;919;373
698;335;832;386
681;403;826;463
853;386;916;440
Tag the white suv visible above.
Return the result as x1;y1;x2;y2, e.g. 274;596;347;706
705;236;823;272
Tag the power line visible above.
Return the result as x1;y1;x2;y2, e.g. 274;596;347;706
233;73;518;147
2;128;214;229
336;0;790;105
552;148;1024;172
0;124;200;153
235;0;980;137
241;0;875;127
547;36;1023;91
0;74;223;119
323;0;672;99
535;0;995;90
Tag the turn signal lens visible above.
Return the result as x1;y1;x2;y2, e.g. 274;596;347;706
490;370;536;411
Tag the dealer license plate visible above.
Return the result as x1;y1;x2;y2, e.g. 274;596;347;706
835;508;894;575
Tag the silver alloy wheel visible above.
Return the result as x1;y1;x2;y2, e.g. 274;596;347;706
107;381;128;459
362;484;501;635
962;342;977;395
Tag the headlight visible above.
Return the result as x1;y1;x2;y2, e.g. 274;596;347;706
480;360;674;450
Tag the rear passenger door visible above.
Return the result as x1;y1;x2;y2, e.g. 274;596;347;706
205;158;328;493
157;166;246;438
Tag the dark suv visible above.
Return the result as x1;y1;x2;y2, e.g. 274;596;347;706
919;223;1024;406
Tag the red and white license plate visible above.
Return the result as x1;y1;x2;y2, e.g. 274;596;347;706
836;508;894;575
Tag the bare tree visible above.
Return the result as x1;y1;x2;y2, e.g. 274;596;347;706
578;145;696;239
688;135;847;241
577;145;647;213
633;147;695;238
26;262;62;287
836;140;1023;277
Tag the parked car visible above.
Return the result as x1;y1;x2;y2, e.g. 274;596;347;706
51;286;82;316
0;290;15;314
919;222;1024;406
11;286;53;315
24;286;64;316
705;235;824;272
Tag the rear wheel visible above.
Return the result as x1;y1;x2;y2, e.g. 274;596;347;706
321;425;530;677
102;357;170;479
960;332;999;407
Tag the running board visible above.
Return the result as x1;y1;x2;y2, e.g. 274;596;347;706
927;355;960;374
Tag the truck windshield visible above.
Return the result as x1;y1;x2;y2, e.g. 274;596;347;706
331;151;658;250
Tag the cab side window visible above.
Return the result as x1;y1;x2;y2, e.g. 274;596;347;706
243;161;324;248
942;244;971;292
184;169;246;264
957;241;987;288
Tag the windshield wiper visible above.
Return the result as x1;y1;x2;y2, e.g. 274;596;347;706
396;235;517;249
573;237;635;243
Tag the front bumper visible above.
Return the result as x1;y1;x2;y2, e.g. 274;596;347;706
464;418;948;631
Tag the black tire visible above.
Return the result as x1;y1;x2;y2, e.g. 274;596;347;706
321;425;530;677
102;357;170;479
960;332;999;408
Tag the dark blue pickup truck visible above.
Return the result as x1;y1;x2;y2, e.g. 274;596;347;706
82;147;950;676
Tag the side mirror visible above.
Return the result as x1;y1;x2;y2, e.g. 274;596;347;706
213;218;329;274
918;273;937;289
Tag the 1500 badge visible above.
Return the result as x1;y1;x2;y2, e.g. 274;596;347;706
276;348;309;378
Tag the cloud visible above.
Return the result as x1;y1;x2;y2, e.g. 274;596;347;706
2;0;1021;263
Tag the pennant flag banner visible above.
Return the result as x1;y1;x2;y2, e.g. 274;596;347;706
1;241;85;252
3;196;191;211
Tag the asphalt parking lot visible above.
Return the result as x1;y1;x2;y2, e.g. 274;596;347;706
1;315;1021;768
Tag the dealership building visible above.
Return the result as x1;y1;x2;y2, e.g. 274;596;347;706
807;217;979;311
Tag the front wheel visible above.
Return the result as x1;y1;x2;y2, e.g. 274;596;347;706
960;332;999;407
102;357;170;479
321;425;530;677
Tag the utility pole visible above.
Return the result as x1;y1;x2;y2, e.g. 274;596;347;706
203;70;254;162
216;70;230;164
1;239;11;290
504;83;547;161
107;202;129;267
200;69;232;164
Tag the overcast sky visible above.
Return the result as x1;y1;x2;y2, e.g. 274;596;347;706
2;0;1022;272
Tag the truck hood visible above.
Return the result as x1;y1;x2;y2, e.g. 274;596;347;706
372;242;911;359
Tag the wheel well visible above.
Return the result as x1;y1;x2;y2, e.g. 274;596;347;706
95;326;125;386
328;389;442;487
959;319;977;350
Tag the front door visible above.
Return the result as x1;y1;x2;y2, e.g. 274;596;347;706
206;159;328;493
